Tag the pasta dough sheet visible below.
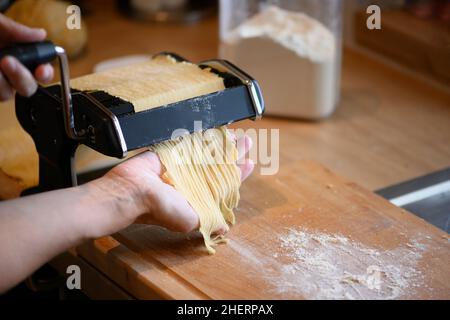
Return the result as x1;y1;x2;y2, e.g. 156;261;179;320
71;55;225;112
151;127;241;254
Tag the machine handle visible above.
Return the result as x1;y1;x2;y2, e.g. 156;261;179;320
0;41;81;140
0;41;57;70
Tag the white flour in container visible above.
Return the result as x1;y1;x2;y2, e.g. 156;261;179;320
220;5;338;119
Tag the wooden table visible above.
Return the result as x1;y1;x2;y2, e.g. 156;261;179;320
2;2;450;299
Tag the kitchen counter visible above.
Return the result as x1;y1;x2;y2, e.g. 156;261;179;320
1;2;450;299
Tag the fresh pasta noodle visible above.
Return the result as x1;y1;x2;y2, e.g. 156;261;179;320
71;55;225;112
150;127;241;254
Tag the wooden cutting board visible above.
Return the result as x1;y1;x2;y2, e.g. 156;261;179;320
77;160;450;300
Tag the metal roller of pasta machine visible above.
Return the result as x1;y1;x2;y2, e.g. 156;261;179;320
0;41;264;194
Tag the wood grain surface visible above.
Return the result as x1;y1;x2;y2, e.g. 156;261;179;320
77;160;450;299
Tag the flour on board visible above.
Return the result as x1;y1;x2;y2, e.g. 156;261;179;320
226;226;434;299
270;227;431;299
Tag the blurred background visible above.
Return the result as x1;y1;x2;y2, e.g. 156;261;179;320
0;0;448;118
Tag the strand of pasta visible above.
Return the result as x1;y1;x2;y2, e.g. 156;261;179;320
150;127;240;254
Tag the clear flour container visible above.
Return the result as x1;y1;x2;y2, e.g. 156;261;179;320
219;0;342;119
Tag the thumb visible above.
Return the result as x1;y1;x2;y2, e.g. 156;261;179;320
0;15;46;44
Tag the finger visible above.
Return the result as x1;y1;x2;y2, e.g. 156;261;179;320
1;56;37;97
237;135;252;160
34;64;54;84
128;150;163;176
0;72;14;101
157;186;200;233
239;158;254;181
0;15;46;44
136;181;200;233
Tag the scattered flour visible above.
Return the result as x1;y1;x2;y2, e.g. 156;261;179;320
228;225;436;299
271;228;430;300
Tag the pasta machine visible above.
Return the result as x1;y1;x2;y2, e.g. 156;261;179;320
0;41;264;194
